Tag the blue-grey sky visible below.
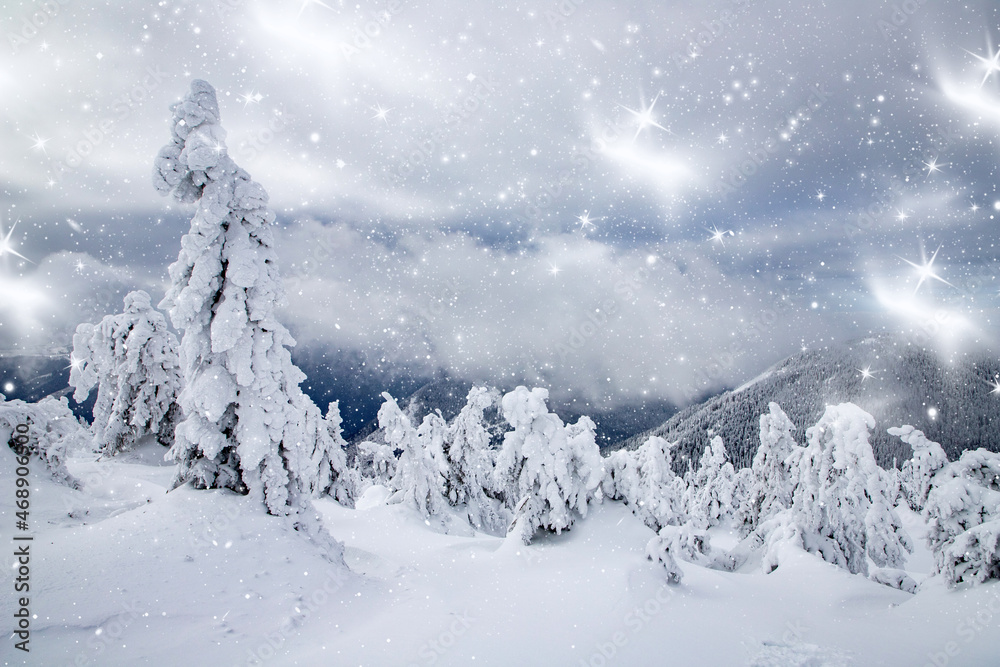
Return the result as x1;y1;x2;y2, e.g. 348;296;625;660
1;0;998;410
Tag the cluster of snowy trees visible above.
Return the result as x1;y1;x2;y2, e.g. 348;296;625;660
608;401;998;590
360;386;602;545
350;390;996;589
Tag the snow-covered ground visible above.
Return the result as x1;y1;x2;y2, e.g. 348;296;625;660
4;445;999;667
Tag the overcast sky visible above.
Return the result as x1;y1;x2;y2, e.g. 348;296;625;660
1;0;999;412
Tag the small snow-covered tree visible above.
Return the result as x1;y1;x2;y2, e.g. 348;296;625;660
731;467;753;521
765;404;912;575
890;425;948;511
444;386;508;534
601;448;637;502
605;436;686;531
736;403;799;537
646;527;685;584
153;79;345;524
636;437;687;529
69;290;182;455
1;395;85;488
685;435;735;529
494;387;602;544
312;401;354;506
924;448;1000;587
382;392;448;518
356;440;398;487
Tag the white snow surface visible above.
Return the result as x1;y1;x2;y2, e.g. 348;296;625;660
3;447;1000;667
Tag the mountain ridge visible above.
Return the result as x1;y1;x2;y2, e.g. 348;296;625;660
614;334;999;469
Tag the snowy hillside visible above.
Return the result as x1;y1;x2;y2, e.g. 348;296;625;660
618;335;1000;469
4;439;1000;667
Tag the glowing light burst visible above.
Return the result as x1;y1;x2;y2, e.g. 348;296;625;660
29;133;49;153
576;211;602;231
371;103;393;124
706;226;733;246
618;93;673;142
858;365;877;382
67;354;85;373
989;377;1000;396
923;157;945;177
939;73;1000;128
548;263;561;277
965;42;1000;88
0;217;31;264
239;89;263;108
601;138;696;199
871;277;980;355
897;245;953;295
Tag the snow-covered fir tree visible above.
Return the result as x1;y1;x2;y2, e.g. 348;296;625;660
684;435;735;529
381;392;448;518
924;448;1000;587
889;425;948;511
604;436;686;531
69;290;182;455
601;448;638;503
152;79;348;520
763;403;912;575
312;401;354;506
494;387;603;544
736;402;799;537
444;386;508;534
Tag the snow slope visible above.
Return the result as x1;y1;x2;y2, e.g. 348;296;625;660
3;446;1000;666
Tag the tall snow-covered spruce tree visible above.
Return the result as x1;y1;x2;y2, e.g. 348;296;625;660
152;80;349;518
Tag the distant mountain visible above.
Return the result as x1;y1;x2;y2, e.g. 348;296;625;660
615;335;1000;470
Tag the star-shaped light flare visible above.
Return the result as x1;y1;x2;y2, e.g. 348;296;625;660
0;218;31;263
965;42;1000;88
706;225;733;246
897;245;954;294
618;93;673;142
923;157;945;177
29;133;49;153
576;211;602;231
371;103;393;124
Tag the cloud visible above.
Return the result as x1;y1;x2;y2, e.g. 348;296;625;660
0;251;158;353
277;217;834;405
